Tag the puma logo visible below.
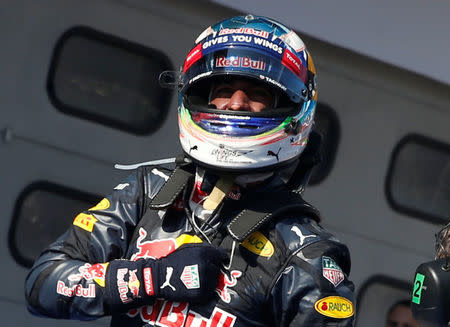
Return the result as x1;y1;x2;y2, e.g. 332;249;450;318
160;267;176;291
291;226;316;245
267;148;281;162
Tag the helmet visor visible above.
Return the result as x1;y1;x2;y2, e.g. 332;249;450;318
189;110;290;137
182;46;309;104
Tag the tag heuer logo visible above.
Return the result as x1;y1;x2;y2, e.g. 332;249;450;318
322;256;344;287
181;264;200;289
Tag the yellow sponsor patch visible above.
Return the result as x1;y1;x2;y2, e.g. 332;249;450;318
241;231;274;257
89;198;110;211
73;213;98;232
176;234;203;247
314;296;354;319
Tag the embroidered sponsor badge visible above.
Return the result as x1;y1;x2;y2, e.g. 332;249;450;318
241;231;274;257
314;296;354;319
67;262;108;287
322;256;344;287
117;268;132;304
73;213;97;232
181;264;200;289
92;263;108;287
143;267;154;296
56;281;96;298
89;198;110;211
128;269;140;297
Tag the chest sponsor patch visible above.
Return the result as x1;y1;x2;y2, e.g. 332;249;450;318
241;231;274;257
322;256;344;287
314;296;354;319
73;213;97;232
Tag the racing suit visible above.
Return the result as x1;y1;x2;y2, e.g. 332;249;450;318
25;165;355;326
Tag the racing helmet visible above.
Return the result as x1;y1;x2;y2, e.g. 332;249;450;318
178;14;318;172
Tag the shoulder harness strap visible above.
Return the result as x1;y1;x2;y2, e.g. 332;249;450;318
148;163;194;209
226;191;321;242
146;163;320;243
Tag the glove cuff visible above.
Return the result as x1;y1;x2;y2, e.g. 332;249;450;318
104;259;157;313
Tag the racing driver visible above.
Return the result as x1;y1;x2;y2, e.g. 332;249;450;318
25;14;355;327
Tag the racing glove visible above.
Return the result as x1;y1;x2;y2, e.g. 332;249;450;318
105;243;228;312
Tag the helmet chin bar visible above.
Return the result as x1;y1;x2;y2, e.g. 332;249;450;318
411;258;450;327
184;151;300;175
182;129;322;194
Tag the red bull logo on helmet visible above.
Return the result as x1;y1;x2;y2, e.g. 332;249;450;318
216;56;266;71
218;27;269;39
216;270;242;303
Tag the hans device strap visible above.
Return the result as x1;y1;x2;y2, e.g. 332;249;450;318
226;191;320;242
149;164;194;209
147;163;320;242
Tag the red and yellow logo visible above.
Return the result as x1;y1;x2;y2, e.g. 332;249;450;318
314;296;354;319
73;213;97;232
241;231;274;257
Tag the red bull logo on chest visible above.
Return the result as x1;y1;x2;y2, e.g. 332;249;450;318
130;227;177;261
216;270;242;303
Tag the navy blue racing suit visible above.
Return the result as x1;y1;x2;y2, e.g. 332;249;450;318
25;165;355;326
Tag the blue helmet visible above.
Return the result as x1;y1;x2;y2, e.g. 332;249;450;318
178;14;318;172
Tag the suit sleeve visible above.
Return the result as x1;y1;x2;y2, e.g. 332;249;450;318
24;167;167;319
269;240;355;327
